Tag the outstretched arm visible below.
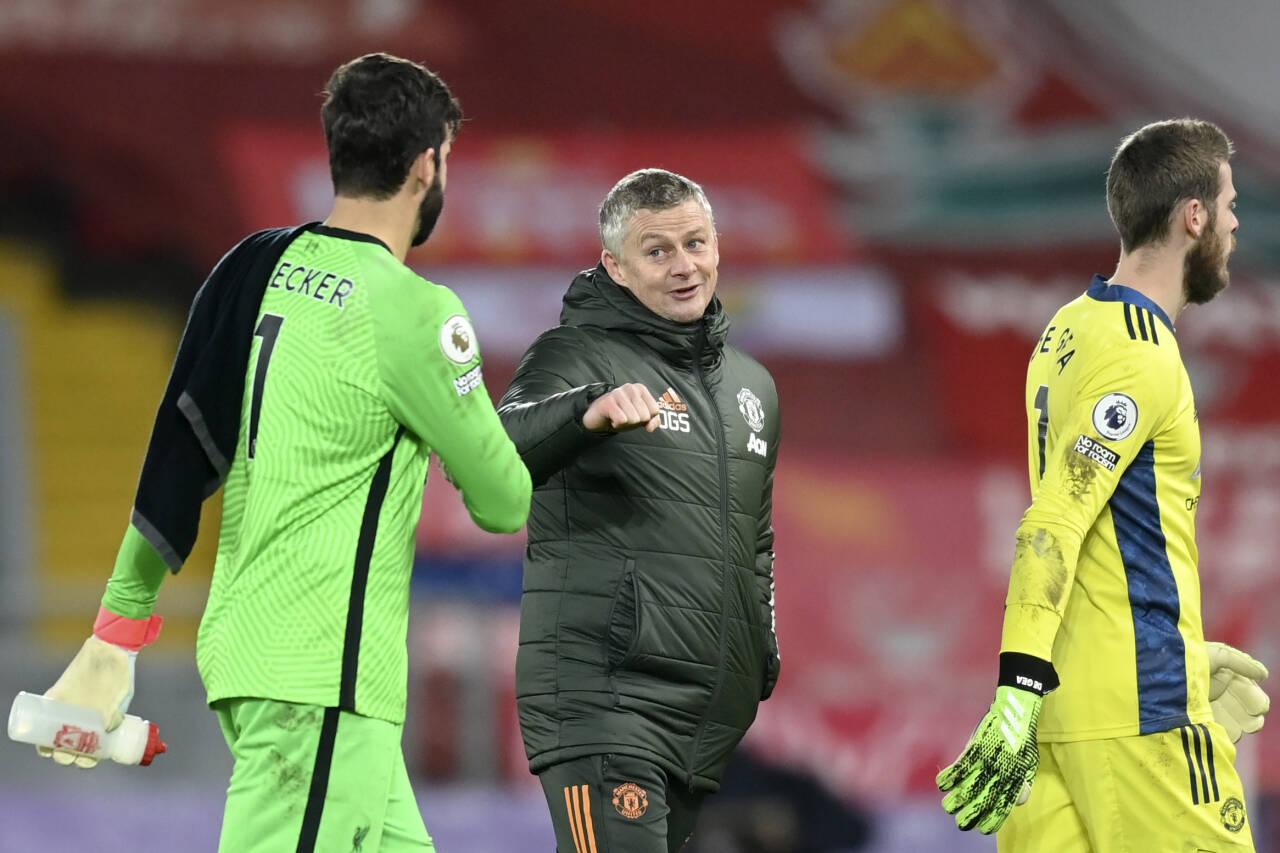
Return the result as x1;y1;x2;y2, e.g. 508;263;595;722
499;327;659;486
373;286;531;534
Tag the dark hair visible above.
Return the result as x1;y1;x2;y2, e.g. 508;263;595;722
321;53;463;199
599;169;714;255
1106;118;1233;252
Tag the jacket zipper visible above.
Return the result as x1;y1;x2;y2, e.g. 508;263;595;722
686;320;732;789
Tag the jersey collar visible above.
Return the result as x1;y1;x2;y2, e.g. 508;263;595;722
1086;275;1176;336
309;223;393;256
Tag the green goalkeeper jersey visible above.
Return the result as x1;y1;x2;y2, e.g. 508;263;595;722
106;224;531;723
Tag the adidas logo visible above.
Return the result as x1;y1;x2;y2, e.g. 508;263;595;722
656;387;691;433
658;388;688;412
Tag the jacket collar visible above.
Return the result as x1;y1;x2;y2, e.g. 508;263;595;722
559;264;730;370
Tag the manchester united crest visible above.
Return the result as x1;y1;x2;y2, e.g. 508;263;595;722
1221;797;1246;833
737;387;765;432
612;782;648;819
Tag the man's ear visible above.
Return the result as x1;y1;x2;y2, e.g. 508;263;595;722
412;148;437;191
1182;197;1207;238
602;249;626;285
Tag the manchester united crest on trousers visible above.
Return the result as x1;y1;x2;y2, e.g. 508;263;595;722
612;782;648;819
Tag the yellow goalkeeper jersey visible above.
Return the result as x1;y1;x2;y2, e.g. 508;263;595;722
1001;275;1212;741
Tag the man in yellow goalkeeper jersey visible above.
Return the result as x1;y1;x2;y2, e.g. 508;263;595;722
938;119;1270;851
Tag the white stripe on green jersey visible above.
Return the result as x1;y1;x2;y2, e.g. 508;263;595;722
192;225;530;723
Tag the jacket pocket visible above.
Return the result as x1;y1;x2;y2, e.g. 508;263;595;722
604;559;640;672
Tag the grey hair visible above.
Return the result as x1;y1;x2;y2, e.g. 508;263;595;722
598;169;715;255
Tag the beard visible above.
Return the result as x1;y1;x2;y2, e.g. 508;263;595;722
411;170;445;247
1183;214;1233;305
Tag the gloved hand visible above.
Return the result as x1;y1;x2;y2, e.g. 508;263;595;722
938;653;1059;834
40;607;162;768
1207;641;1270;743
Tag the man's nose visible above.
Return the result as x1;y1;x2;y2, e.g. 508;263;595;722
669;247;695;276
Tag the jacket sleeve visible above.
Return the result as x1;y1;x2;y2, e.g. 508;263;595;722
126;226;302;577
497;327;615;487
98;280;221;619
757;462;781;700
756;377;782;700
373;283;531;534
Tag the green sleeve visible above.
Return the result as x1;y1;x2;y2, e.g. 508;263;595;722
372;281;531;534
100;523;170;619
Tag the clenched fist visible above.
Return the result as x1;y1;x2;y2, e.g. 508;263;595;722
583;384;660;433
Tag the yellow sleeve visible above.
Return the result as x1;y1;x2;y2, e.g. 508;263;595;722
1001;341;1181;659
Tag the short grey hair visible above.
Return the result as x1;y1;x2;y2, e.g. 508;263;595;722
599;169;715;256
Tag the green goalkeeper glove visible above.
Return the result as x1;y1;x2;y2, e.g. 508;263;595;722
1207;641;1270;743
39;607;162;768
938;653;1059;834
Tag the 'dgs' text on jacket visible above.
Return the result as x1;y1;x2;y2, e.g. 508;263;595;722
498;264;781;792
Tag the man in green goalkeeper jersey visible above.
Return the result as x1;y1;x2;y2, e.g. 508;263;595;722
36;54;532;851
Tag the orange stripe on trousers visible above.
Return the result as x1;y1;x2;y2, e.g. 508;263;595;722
579;784;599;853
564;787;585;853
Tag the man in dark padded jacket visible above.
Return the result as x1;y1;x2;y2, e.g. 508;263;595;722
498;169;781;853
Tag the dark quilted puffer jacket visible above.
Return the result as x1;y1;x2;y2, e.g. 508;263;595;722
497;264;780;792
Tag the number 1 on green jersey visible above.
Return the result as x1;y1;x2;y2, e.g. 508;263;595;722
249;313;284;460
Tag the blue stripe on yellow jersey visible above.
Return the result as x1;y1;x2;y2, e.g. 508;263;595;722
1112;441;1189;732
1000;275;1211;741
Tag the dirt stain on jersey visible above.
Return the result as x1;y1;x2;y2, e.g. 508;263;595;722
1014;527;1068;610
1062;452;1098;503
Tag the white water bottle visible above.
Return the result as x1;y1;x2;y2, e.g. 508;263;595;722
7;691;167;766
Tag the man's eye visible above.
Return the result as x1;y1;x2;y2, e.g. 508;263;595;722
688;240;703;250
